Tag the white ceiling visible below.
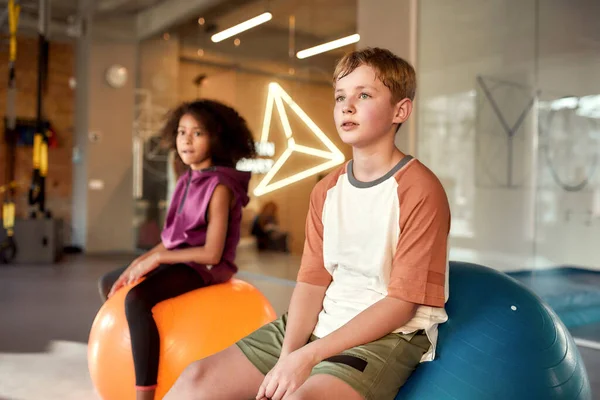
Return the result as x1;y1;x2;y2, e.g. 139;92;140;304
0;0;166;23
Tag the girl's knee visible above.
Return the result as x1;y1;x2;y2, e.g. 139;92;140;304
124;286;152;317
98;274;113;302
98;267;126;301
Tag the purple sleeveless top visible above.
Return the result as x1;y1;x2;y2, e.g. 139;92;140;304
161;166;251;284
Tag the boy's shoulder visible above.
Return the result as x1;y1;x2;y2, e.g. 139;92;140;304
395;158;446;196
394;159;450;216
309;158;447;203
310;162;349;198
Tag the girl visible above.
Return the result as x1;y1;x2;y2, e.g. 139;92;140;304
97;99;256;400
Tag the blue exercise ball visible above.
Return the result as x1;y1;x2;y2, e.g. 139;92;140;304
396;261;592;400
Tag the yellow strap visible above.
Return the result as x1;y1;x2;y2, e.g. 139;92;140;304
33;134;41;169
8;1;20;62
2;202;15;229
40;141;48;176
0;181;20;192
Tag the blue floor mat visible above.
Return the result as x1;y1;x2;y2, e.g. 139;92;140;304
507;268;600;334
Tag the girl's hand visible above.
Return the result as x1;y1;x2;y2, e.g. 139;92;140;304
106;253;161;298
126;253;161;285
107;267;132;298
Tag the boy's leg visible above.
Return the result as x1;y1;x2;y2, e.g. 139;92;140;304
164;344;265;400
288;374;363;400
166;314;289;400
294;330;430;400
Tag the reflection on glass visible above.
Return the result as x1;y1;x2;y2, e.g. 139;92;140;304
419;90;476;238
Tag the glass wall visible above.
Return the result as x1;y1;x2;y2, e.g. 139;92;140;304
132;0;357;266
418;0;600;345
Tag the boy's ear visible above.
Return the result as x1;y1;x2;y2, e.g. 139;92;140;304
392;98;413;125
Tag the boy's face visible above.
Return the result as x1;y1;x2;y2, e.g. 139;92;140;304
334;65;411;148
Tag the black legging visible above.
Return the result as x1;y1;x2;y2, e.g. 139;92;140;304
98;263;205;388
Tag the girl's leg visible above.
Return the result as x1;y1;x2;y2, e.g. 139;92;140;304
97;266;127;302
124;264;205;400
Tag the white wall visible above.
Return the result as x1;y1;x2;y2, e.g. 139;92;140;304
417;0;600;271
358;0;418;154
86;39;136;252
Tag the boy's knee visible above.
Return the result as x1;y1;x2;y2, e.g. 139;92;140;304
165;360;208;399
287;391;312;400
180;360;207;383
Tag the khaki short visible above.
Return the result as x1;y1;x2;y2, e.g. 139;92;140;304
236;313;430;400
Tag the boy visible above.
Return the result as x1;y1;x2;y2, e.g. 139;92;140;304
165;47;451;400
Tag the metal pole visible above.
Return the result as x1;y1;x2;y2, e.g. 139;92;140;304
29;0;50;217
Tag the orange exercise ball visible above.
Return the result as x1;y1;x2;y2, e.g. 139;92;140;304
88;278;276;400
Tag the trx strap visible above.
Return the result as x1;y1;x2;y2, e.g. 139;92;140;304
28;0;50;218
1;0;20;263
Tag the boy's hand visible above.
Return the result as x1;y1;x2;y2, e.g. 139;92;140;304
256;348;317;400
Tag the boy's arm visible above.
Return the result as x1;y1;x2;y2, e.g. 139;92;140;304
279;177;332;358
280;282;327;358
256;178;333;400
300;296;416;364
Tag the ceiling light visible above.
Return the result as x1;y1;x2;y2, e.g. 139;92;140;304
296;34;360;59
211;12;272;43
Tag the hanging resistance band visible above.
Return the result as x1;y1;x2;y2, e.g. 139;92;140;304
28;0;50;218
1;0;20;263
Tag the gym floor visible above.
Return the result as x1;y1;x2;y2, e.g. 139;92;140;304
0;248;598;399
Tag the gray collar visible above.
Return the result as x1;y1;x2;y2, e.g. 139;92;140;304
347;155;414;188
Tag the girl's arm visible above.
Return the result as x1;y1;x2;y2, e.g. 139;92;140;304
111;184;232;295
135;242;166;263
107;242;167;296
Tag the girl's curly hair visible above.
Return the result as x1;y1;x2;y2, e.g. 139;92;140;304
161;99;256;168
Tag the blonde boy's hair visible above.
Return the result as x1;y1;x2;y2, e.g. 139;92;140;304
333;47;416;103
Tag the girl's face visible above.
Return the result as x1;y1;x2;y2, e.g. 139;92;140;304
176;113;211;170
